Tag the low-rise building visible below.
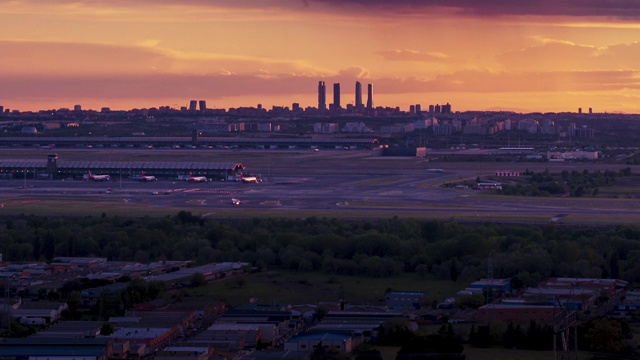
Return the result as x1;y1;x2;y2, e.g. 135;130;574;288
0;338;112;360
284;332;352;353
155;346;212;360
385;291;429;310
476;304;557;323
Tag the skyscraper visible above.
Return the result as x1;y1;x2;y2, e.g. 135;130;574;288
355;81;363;109
188;100;197;112
198;100;207;112
366;84;373;109
318;81;327;110
333;83;341;109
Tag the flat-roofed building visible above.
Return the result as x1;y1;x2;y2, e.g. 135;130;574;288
385;291;429;310
477;304;557;323
107;327;174;357
285;332;352;353
0;338;112;360
30;320;102;338
155;346;212;360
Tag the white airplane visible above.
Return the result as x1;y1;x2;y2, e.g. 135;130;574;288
231;198;241;205
240;174;258;183
86;171;110;181
140;171;157;182
427;168;446;173
189;172;208;183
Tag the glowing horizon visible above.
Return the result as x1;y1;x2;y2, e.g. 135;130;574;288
4;1;640;113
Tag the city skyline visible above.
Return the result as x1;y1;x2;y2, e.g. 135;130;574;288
3;1;640;113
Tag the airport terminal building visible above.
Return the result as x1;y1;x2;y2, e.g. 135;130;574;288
0;154;244;181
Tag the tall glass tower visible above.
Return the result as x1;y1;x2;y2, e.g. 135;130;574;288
333;83;341;109
355;81;363;109
318;81;327;110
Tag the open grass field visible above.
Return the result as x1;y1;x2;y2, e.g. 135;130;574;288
172;270;463;307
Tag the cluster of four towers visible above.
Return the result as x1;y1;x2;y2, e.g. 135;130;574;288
318;81;373;111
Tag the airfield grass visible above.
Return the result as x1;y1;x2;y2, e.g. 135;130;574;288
1;197;178;217
5;196;639;225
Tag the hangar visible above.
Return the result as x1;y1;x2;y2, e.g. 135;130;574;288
0;154;244;181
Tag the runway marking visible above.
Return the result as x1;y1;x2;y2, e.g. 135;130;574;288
379;190;403;196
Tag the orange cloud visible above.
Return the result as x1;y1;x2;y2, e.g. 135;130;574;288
337;67;370;79
497;41;640;71
377;49;449;62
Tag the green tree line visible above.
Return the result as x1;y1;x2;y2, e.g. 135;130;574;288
2;213;640;285
498;168;633;197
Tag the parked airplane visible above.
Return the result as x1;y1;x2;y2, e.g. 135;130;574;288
140;172;157;182
189;172;208;182
427;168;445;173
85;171;110;181
231;198;241;205
240;174;258;183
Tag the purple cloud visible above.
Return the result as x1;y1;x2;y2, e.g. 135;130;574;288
13;0;640;17
310;0;640;18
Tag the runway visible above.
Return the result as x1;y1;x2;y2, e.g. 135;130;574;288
2;160;639;224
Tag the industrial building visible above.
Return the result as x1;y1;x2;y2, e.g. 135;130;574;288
0;154;244;181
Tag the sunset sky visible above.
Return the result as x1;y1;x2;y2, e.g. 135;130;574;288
3;0;640;113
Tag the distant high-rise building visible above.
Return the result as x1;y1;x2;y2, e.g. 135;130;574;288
441;103;452;114
0;105;5;114
355;81;363;109
589;107;593;114
333;83;341;109
318;81;327;110
416;104;422;114
435;104;441;113
189;100;197;111
409;105;415;114
198;100;207;112
73;104;82;112
366;84;373;109
578;107;582;114
429;104;435;113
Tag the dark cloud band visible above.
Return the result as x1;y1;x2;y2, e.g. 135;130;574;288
310;0;640;18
